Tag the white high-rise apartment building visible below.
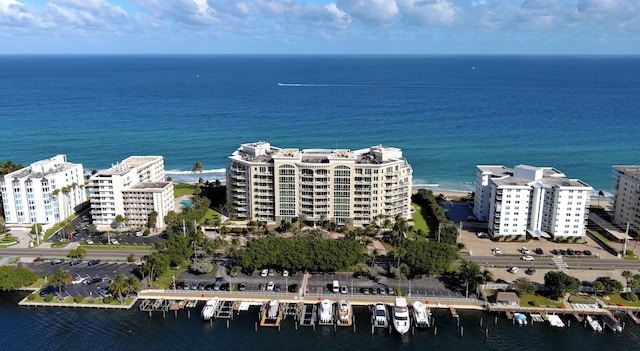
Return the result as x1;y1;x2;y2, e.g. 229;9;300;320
612;166;640;233
226;142;413;226
473;165;592;240
88;156;174;230
1;155;84;228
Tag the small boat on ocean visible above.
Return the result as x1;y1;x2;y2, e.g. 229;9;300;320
336;300;353;327
513;313;528;326
587;315;602;332
392;297;411;335
318;299;334;325
411;301;431;327
372;302;389;328
201;298;219;321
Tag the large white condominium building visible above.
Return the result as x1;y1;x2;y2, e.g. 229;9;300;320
88;156;174;230
226;142;413;226
473;165;592;240
1;155;84;228
612;166;640;233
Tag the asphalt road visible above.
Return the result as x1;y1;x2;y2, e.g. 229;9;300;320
0;247;152;259
467;255;640;270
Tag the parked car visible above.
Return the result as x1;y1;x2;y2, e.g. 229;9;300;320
259;283;265;291
51;259;64;265
508;266;519;274
88;277;102;285
534;247;543;255
520;247;530;254
525;268;536;275
110;239;119;245
476;232;489;238
267;281;275;291
551;249;559;255
340;286;348;294
197;282;207;290
135;231;144;237
85;239;94;245
238;282;247;291
88;260;101;266
583;250;592;256
361;287;369;295
69;260;81;266
282;270;289;277
213;280;223;291
387;287;394;295
492;248;502;255
268;269;275;277
288;284;299;293
274;283;281;292
521;255;535;261
260;269;268;277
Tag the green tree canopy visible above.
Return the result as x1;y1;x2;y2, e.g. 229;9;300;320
595;276;624;295
544;271;580;300
0;267;39;291
458;259;482;291
398;239;456;276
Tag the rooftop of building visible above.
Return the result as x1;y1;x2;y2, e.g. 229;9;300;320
93;156;163;177
490;164;591;189
231;142;406;166
614;165;640;177
127;181;172;190
5;155;81;180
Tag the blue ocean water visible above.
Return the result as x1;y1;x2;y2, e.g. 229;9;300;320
1;55;639;192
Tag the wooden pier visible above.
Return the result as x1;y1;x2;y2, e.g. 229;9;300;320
259;300;283;328
627;311;640;325
282;302;300;320
530;313;544;323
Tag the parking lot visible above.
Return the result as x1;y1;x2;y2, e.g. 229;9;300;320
175;266;304;294
24;260;139;299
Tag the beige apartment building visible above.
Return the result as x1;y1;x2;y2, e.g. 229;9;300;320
88;156;174;230
612;166;640;233
226;142;413;226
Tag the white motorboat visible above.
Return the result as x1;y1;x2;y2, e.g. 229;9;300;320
513;313;528;326
200;297;219;320
392;297;411;335
547;314;565;328
411;301;431;327
372;302;389;328
587;315;602;332
266;300;280;320
336;300;353;326
318;299;334;325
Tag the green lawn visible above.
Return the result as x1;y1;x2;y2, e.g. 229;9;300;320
519;293;563;308
589;229;611;243
601;294;640;307
198;208;222;225
173;183;195;198
411;203;430;234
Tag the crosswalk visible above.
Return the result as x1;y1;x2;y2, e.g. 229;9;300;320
551;256;569;269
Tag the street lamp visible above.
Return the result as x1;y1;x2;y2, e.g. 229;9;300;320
172;275;176;290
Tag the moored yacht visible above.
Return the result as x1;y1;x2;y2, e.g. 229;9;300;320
411;301;431;327
392;297;411;335
587;315;602;332
201;297;219;321
336;300;353;326
513;313;528;326
372;302;389;328
318;299;334;325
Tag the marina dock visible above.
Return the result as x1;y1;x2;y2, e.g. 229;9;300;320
298;304;317;327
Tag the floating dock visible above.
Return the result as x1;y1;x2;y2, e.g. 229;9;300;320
259;300;283;328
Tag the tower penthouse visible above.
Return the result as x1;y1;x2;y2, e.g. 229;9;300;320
226;142;413;226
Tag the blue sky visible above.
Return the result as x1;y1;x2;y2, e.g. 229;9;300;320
1;0;639;54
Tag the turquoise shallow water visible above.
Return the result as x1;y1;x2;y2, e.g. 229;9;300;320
1;55;639;192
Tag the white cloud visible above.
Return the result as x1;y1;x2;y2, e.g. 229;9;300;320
336;0;400;25
397;0;457;26
0;0;42;27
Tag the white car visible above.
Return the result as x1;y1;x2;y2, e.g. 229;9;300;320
71;276;87;285
521;255;535;261
520;247;530;254
282;270;289;277
508;266;519;274
110;239;119;245
266;281;275;291
135;231;144;237
492;248;501;255
260;269;268;277
85;239;94;245
340;286;348;294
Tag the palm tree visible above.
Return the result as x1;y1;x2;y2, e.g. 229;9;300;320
50;268;70;299
598;190;605;208
109;274;129;302
622;270;633;288
126;275;141;296
61;186;71;218
191;161;203;173
480;269;494;284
